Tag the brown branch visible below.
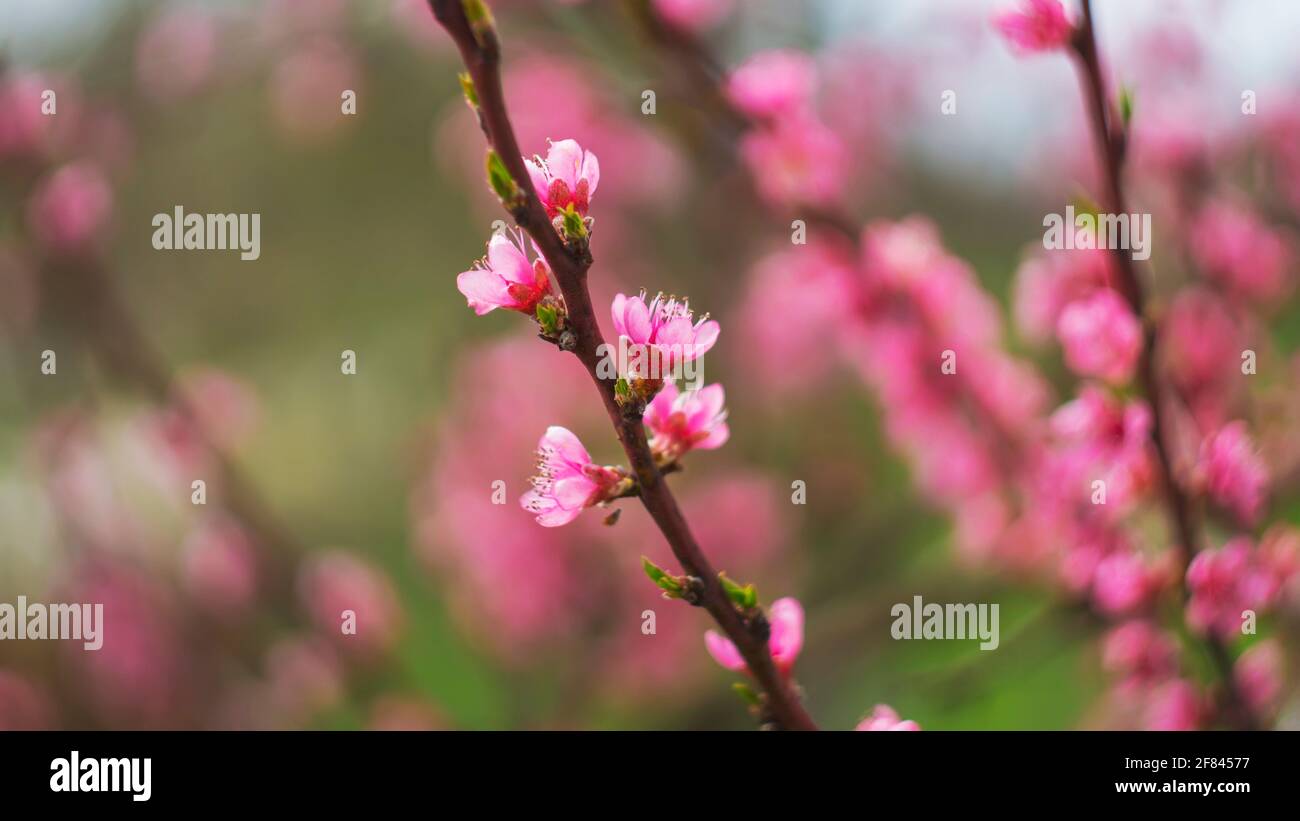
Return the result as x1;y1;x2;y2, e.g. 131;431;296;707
1071;0;1256;730
428;0;816;730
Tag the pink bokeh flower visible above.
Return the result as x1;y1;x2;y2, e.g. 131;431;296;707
741;115;847;208
855;704;921;731
524;138;600;219
611;291;720;377
1197;421;1268;526
182;516;258;616
993;0;1075;55
1189;201;1293;304
727;50;817;120
1235;640;1282;713
652;0;734;34
1142;679;1201;730
26;161;113;256
520;426;626;527
269;37;362;144
1102;620;1178;693
298;551;403;657
457;229;553;316
644;380;729;461
1185;538;1266;640
1056;289;1142;384
135;7;219;103
705;596;803;674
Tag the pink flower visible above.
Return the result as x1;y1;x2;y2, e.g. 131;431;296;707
1092;550;1165;615
610;291;720;377
135;7;219;103
520;426;626;527
726;50;817;120
26;161;113;256
298;551;403;657
524;138;600;219
270;37;362;144
652;0;734;34
644;380;729;460
1198;421;1268;526
741;115;847;208
705;596;803;674
1143;679;1201;730
0;671;54;730
1190;202;1293;304
993;0;1075;55
1235;640;1282;713
1102;620;1178;692
1056;289;1142;384
855;704;921;731
1185;538;1264;640
182;516;258;616
457;229;553;316
1048;385;1153;511
1012;247;1113;343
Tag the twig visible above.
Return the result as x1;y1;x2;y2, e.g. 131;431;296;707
1070;0;1255;730
427;0;817;730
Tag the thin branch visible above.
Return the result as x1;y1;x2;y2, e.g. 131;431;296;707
1071;0;1256;730
428;0;817;730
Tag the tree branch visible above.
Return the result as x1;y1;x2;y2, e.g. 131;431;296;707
1071;0;1256;730
428;0;817;730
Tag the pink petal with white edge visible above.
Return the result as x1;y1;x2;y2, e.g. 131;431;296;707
695;421;730;450
580;150;600;195
486;233;534;286
456;268;510;315
686;384;726;429
541;425;591;470
546;139;584;190
524;157;548;197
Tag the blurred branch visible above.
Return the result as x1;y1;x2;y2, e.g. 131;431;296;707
1071;0;1256;730
427;0;817;731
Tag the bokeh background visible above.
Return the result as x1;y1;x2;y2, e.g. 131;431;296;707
2;0;1299;729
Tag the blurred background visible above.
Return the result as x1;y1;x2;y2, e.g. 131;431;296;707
2;0;1299;730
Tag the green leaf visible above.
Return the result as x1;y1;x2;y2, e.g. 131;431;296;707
718;572;755;608
731;683;761;706
560;204;587;241
485;150;518;205
615;378;630;399
536;303;558;336
642;556;681;594
1118;85;1134;129
458;72;479;109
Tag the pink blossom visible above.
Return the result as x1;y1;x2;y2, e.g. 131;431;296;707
855;704;921;731
182;516;258;616
524;138;600;219
644;380;729;460
1012;247;1113;343
1190;202;1293;303
180;368;262;448
1197;421;1268;526
1092;550;1165;615
520;426;625;527
298;551;403;657
1143;679;1201;730
26;161;113;256
1235;640;1282;713
610;291;720;377
735;242;855;396
1049;385;1153;511
741;115;847;208
993;0;1075;55
727;51;817;120
1102;620;1178;692
0;671;54;730
652;0;734;34
0;72;71;160
270;37;362;143
1056;289;1142;384
457;229;553;316
135;7;219;103
1185;538;1264;639
705;596;803;674
1160;287;1240;428
265;637;344;723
